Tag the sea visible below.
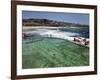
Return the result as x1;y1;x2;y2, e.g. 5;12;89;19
58;27;89;38
23;27;89;39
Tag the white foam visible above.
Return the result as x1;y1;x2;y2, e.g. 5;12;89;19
23;28;79;41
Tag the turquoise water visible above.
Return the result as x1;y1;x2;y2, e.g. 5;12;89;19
22;27;89;69
22;37;89;69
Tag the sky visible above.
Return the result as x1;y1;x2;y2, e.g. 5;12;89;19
22;11;89;25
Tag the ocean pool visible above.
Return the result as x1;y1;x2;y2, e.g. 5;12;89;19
22;37;89;69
